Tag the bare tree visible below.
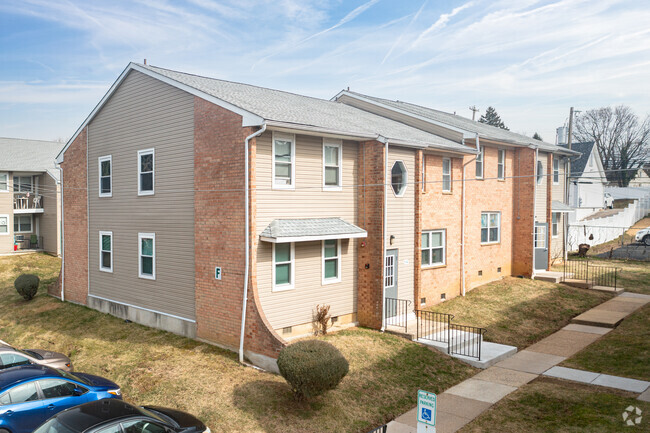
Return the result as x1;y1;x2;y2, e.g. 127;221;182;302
574;105;650;186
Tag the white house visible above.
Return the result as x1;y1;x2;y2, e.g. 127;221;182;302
565;142;607;221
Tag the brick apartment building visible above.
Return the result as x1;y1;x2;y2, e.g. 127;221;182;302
55;63;577;370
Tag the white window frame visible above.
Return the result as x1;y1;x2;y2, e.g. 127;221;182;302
552;213;560;238
322;138;342;191
14;215;32;234
553;158;560;185
99;231;113;273
0;173;8;192
391;160;408;197
442;158;452;192
421;229;446;268
272;132;296;190
481;211;501;244
0;214;9;235
272;242;295;291
137;149;155;196
536;160;544;185
476;147;484;179
534;225;547;248
98;155;112;198
138;233;155;280
322;239;341;285
13;175;33;192
497;149;506;180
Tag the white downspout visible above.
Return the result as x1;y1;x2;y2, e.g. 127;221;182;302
461;134;480;297
380;137;388;332
59;165;64;302
532;146;539;279
239;123;267;365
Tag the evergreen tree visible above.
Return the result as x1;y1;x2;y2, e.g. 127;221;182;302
478;106;509;130
533;132;543;141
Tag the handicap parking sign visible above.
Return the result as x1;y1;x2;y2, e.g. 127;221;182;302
417;390;436;427
421;407;432;421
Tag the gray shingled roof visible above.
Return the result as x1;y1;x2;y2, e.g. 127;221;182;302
551;200;574;212
139;64;473;154
260;218;367;241
0;138;63;181
561;141;594;177
340;91;576;154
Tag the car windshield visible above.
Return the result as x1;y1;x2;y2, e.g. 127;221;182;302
19;349;44;360
56;370;92;386
137;407;168;423
33;418;77;433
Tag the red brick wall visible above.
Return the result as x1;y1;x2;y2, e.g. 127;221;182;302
357;140;385;329
512;147;535;276
61;128;88;305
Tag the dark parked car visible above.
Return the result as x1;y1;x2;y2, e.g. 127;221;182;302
34;399;210;433
0;365;121;433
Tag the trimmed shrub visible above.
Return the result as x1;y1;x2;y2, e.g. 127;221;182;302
14;274;40;300
277;340;349;399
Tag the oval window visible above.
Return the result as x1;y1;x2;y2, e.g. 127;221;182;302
537;161;543;184
391;161;407;196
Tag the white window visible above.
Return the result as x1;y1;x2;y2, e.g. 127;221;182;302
537;160;544;184
273;132;295;189
323;139;342;190
476;147;484;179
137;149;154;196
442;158;451;192
481;212;500;244
98;156;112;197
322;239;341;284
14;215;32;233
0;214;8;234
534;225;546;248
99;231;113;272
422;230;445;267
138;233;155;279
553;159;560;184
0;173;8;191
391;161;407;196
497;149;506;180
384;254;395;289
552;213;560;237
13;176;32;192
273;242;294;291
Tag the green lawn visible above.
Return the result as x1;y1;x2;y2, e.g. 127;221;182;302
0;253;476;433
461;378;650;433
428;276;612;349
561;303;649;381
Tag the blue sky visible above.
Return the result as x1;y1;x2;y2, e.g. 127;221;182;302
1;0;649;143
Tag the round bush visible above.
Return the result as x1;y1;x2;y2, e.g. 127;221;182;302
14;274;40;300
277;340;349;399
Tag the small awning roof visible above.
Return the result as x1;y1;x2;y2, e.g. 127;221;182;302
260;218;367;243
552;200;574;213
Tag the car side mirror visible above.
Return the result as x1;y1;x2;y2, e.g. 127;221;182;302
72;388;83;397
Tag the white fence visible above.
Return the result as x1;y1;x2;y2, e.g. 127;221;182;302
567;187;650;251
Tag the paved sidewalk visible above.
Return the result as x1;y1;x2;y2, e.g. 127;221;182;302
386;292;650;433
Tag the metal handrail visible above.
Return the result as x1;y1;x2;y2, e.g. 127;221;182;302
384;298;412;333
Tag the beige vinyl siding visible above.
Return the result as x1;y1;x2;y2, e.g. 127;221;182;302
0;174;12;253
255;131;358;330
535;152;547;223
87;70;196;321
40;173;61;255
386;146;415;303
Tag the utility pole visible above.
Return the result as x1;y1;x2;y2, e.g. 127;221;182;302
469;105;479;121
567;107;574;150
564;106;575;263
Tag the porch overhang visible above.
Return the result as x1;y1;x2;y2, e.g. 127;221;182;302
260;218;367;243
552;200;574;213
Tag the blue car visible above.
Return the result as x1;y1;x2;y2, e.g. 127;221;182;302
0;365;122;433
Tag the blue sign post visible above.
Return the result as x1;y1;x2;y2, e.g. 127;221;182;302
417;390;436;432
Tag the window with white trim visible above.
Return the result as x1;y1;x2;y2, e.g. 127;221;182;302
552;213;560;237
534;225;546;248
273;242;294;290
138;233;155;279
0;173;7;191
497;149;505;180
322;239;341;284
536;160;544;184
323;139;342;189
0;215;8;234
99;231;113;272
138;149;154;195
553;158;560;184
98;156;112;197
391;161;407;196
442;158;451;192
422;230;445;267
14;215;32;233
273;133;295;188
13;176;32;192
481;212;500;244
476;147;484;179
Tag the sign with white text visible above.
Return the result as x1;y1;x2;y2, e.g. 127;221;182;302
417;390;436;431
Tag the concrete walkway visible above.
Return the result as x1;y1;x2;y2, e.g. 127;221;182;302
386;292;650;433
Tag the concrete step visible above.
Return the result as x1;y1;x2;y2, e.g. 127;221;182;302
423;330;483;352
591;285;625;293
533;271;565;283
418;338;517;369
562;279;593;289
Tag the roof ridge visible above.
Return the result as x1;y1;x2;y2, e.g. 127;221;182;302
0;137;62;144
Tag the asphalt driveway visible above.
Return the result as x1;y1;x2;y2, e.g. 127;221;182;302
596;243;650;261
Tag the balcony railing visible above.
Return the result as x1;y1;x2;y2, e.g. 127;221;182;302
13;193;44;211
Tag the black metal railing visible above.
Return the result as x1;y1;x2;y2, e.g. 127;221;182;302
449;323;486;360
415;310;486;360
563;259;619;288
366;425;387;433
384;298;412;333
416;310;453;343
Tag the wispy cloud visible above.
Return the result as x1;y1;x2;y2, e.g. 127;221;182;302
412;1;474;47
381;0;427;64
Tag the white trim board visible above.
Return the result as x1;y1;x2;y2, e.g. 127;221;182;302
260;231;367;243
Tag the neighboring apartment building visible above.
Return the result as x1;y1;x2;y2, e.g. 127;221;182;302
0;138;63;255
628;167;650;188
56;63;576;370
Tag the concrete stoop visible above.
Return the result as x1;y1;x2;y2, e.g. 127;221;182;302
533;271;565;283
417;337;517;369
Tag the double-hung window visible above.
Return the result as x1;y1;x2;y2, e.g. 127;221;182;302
138;233;155;279
0;173;7;191
14;215;32;233
442;158;451;192
0;215;8;234
98;156;112;197
552;213;560;237
99;231;113;272
322;239;341;284
553;159;560;184
138;149;154;195
273;133;295;188
422;230;445;267
476;147;484;179
481;212;500;244
497;149;506;180
13;176;32;192
323;139;342;190
273;242;294;291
